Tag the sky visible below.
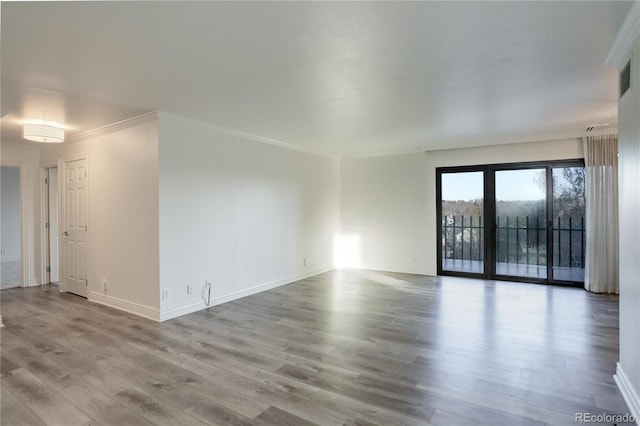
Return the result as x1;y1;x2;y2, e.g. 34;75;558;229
442;169;547;201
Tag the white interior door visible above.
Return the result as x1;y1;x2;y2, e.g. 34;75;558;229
62;159;88;297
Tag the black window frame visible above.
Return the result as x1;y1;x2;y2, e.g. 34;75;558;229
436;159;585;287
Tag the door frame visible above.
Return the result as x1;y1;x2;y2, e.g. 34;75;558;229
41;154;89;294
436;159;585;286
39;164;61;285
436;165;488;280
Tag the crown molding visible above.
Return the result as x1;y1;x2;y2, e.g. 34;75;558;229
156;111;339;159
605;0;640;68
66;111;159;143
67;110;338;159
62;110;618;160
341;147;426;159
341;128;618;159
423;128;618;154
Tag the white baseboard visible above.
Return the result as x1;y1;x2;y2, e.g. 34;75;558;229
89;291;160;322
355;263;433;276
614;363;640;425
26;277;40;287
159;266;334;322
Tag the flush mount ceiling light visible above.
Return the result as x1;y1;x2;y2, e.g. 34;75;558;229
22;121;66;143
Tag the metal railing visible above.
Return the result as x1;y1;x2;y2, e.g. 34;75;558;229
442;215;585;268
552;216;585;269
442;215;485;262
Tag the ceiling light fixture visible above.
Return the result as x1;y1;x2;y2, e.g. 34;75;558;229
22;120;66;143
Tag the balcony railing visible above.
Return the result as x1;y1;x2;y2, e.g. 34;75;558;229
442;215;585;269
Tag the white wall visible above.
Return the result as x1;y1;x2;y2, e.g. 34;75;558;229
341;139;583;275
29;111;340;322
39;115;161;319
157;112;340;320
1;166;21;262
616;33;640;419
341;154;429;274
0;142;42;286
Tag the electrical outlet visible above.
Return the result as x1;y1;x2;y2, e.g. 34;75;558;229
187;284;193;295
0;249;6;256
100;278;107;292
162;290;169;301
303;257;307;266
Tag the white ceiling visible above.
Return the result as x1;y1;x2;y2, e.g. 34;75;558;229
1;1;632;156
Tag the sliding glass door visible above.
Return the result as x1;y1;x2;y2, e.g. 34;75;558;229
552;166;586;282
437;160;585;285
494;168;547;280
438;170;485;275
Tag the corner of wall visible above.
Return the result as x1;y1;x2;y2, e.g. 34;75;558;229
38;114;162;321
609;4;640;421
89;291;161;322
615;363;640;425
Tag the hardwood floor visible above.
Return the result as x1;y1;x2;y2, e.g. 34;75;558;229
0;269;630;425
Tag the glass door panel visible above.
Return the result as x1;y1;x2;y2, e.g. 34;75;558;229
552;167;586;282
440;171;484;275
495;169;547;279
438;160;585;285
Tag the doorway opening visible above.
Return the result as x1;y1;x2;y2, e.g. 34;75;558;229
437;160;585;285
44;167;60;285
1;166;22;290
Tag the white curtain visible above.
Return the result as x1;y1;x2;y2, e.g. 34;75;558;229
583;135;618;294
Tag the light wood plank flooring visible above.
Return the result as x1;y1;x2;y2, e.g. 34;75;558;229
0;270;630;425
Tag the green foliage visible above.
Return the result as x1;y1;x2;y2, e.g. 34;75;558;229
442;167;586;224
442;199;483;220
553;167;585;221
442;199;545;222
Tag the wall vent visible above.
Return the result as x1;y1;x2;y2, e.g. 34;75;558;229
620;60;631;98
585;123;612;133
